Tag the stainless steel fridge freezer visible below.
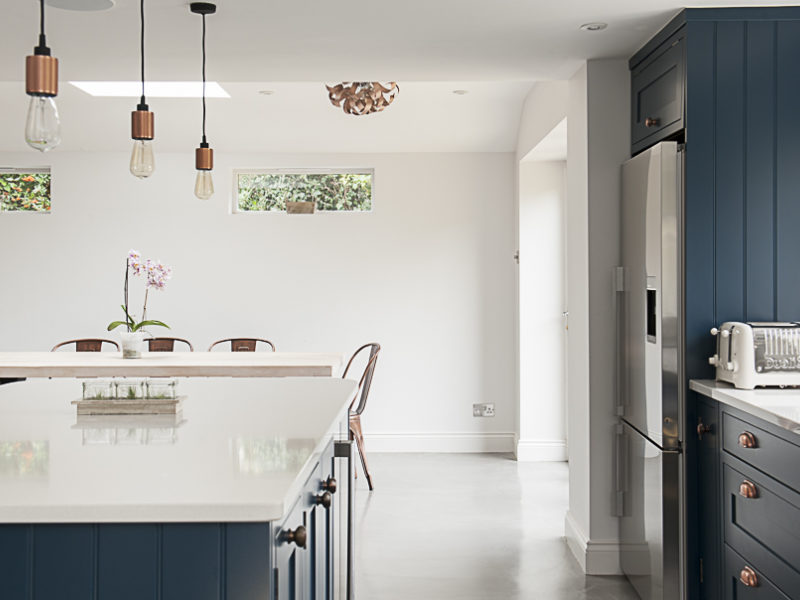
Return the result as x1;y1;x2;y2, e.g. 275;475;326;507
618;141;685;600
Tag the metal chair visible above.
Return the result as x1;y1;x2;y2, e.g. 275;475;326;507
208;338;276;352
146;337;194;352
342;343;380;491
51;338;120;352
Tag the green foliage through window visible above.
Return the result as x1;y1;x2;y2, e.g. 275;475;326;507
0;170;51;212
237;171;372;212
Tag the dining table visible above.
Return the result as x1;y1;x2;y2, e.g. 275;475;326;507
0;351;344;381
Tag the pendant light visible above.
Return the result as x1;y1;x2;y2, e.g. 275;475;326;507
130;0;155;178
190;2;216;200
25;0;61;152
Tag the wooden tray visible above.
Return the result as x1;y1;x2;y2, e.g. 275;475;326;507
71;396;184;415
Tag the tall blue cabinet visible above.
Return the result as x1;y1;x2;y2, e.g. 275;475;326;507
629;7;800;599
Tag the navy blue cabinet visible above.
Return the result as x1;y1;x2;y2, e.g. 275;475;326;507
696;396;722;600
630;30;685;155
692;395;800;600
632;10;800;598
0;440;344;600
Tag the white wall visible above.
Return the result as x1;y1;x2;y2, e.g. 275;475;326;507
516;81;569;159
564;59;631;575
517;160;567;461
0;150;516;452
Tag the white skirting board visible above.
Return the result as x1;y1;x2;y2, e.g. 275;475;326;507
362;432;514;453
564;511;622;575
514;439;568;462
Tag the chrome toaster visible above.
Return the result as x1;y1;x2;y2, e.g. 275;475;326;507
710;321;800;389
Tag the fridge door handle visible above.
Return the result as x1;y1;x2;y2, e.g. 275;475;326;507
615;424;626;517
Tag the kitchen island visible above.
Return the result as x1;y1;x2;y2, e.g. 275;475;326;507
690;380;800;600
0;377;356;600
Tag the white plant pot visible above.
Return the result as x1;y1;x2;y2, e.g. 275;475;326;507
119;331;145;359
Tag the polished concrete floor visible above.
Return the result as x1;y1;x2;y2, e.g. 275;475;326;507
354;453;639;600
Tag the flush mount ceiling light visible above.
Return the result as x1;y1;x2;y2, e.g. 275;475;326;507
452;89;469;95
579;22;608;31
45;0;114;11
326;82;399;116
190;2;216;200
70;81;229;98
130;0;154;179
25;0;61;152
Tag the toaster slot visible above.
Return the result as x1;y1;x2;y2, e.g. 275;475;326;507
647;288;656;343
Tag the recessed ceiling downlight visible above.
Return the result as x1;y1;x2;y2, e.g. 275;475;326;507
45;0;114;11
580;22;608;32
452;89;469;95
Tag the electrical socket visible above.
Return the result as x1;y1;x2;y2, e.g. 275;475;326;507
473;403;495;417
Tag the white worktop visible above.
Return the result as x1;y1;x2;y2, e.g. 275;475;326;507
690;379;800;435
0;351;343;378
0;377;356;523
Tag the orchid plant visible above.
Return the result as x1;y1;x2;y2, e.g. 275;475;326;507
107;249;172;333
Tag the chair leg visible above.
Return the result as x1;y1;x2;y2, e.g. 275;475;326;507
350;415;374;491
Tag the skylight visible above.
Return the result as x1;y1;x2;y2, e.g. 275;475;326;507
69;81;230;98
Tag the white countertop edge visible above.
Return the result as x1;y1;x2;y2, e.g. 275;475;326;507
0;503;289;524
690;379;800;435
0;378;356;524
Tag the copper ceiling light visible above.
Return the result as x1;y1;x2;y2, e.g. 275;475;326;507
25;0;61;151
190;2;216;200
326;82;399;116
130;0;155;178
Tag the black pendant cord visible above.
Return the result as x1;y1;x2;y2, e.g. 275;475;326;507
139;0;146;108
36;0;49;54
201;13;207;144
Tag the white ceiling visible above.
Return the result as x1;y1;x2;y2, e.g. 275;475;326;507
0;81;534;152
3;0;798;152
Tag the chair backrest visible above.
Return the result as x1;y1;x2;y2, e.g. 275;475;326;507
51;338;120;352
208;338;276;352
342;343;380;415
146;337;194;352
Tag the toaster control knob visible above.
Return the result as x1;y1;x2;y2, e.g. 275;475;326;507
721;329;731;338
709;356;719;366
711;328;719;336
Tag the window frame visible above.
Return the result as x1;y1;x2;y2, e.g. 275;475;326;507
231;167;375;214
0;166;52;215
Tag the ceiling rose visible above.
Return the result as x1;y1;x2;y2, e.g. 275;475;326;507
326;82;399;116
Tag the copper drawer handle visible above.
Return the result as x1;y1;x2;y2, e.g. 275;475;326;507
738;431;757;448
645;117;660;127
282;525;307;549
739;480;758;499
740;566;759;587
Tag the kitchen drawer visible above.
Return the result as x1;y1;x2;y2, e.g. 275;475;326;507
722;411;800;494
725;545;792;600
631;30;685;154
722;460;800;596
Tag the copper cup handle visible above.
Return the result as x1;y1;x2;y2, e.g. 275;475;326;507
739;480;758;499
739;566;758;587
738;431;757;448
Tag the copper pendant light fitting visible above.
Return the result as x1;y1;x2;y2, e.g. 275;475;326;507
195;143;213;171
189;2;216;15
131;104;154;140
26;53;58;97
